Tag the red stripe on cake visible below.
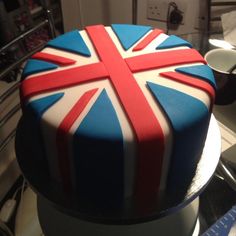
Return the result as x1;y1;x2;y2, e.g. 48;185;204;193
32;52;76;66
160;71;215;105
21;62;108;100
132;29;164;51
125;49;206;72
21;25;208;203
56;88;98;191
86;25;165;201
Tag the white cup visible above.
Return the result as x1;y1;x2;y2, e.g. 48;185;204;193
205;48;236;74
205;49;236;105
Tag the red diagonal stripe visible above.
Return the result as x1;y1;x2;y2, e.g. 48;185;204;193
56;88;98;191
21;62;108;100
86;25;165;201
160;71;215;107
125;49;206;72
32;52;76;66
132;29;164;51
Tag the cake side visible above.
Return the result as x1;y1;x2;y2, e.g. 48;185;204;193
20;24;216;204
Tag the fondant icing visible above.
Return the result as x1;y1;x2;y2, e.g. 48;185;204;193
28;93;64;119
56;89;98;190
160;72;215;104
47;30;91;56
147;82;210;191
20;24;216;206
73;89;124;202
175;65;217;89
133;29;164;51
23;59;58;78
111;24;152;50
156;35;192;49
32;52;76;66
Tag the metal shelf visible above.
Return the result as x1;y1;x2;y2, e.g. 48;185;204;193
0;129;17;153
211;1;236;6
0;103;21;129
0;82;20;105
0;4;56;157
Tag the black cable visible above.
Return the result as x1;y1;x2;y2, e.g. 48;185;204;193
166;2;177;34
166;2;183;34
166;3;172;34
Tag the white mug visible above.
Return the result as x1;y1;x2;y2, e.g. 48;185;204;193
205;49;236;105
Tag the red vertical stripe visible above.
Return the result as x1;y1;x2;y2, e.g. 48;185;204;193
56;88;98;190
86;25;165;202
132;29;164;51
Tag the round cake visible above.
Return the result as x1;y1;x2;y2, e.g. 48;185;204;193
20;24;216;207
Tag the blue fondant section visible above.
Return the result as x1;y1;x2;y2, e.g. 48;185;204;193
24;93;63;165
176;65;217;89
28;93;64;120
147;82;210;192
73;89;124;205
23;59;58;78
47;30;91;56
156;35;192;49
23;108;50;166
111;24;152;50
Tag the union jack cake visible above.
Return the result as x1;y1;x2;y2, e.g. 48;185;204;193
20;24;216;206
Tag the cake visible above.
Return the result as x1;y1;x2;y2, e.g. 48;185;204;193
20;24;216;206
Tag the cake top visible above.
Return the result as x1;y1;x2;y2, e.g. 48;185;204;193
20;24;216;202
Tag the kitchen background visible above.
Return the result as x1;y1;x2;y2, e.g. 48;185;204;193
0;0;236;235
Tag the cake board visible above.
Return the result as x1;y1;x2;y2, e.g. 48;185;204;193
15;114;221;234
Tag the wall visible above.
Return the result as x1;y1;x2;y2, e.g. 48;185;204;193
61;0;236;32
136;0;209;50
79;0;132;27
60;0;82;32
137;0;199;33
61;0;132;32
60;0;236;49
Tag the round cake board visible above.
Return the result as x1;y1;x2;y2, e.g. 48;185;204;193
15;115;221;224
37;196;199;236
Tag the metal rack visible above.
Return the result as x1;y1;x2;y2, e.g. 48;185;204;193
207;0;236;33
0;3;56;169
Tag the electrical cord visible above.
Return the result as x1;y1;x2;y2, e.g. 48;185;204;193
17;178;26;222
0;219;13;236
166;2;183;34
0;178;27;223
217;159;236;192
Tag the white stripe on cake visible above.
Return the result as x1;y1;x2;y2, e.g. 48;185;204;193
27;26;211;198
